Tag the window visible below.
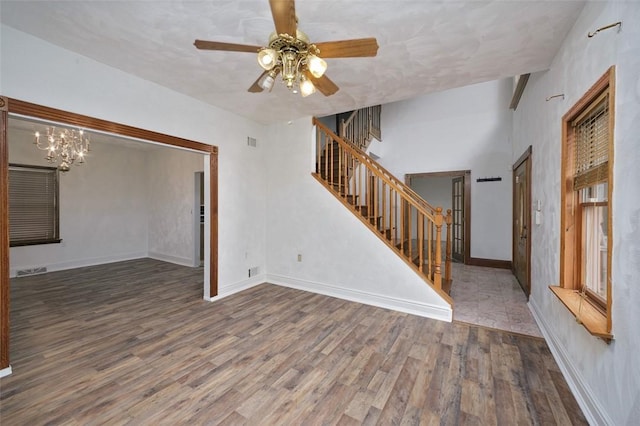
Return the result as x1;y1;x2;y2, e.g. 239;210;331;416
554;66;614;340
9;164;61;246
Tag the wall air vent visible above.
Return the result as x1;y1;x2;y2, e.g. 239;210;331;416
247;137;257;148
248;266;259;277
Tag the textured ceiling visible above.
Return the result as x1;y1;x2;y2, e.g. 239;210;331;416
1;0;585;124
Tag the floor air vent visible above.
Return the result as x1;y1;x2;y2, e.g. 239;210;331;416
16;267;48;276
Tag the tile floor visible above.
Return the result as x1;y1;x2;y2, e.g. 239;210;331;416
450;263;543;338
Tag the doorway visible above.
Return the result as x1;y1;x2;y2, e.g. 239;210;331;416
0;97;219;372
405;170;471;263
195;171;205;267
512;146;532;297
451;176;465;263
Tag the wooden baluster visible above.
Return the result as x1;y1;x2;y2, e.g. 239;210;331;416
338;142;343;196
355;158;360;212
365;168;369;213
373;175;378;229
434;207;443;290
315;126;319;174
381;182;386;235
445;208;452;286
427;218;432;278
390;189;395;245
346;151;351;199
418;212;424;273
332;138;337;188
400;198;405;253
407;203;412;260
324;135;329;182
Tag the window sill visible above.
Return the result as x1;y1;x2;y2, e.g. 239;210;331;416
10;239;62;247
549;286;613;342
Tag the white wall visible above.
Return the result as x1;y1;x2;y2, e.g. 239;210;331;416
265;118;452;321
410;176;453;215
513;2;640;424
1;25;268;297
8;124;206;275
376;79;514;261
147;147;203;266
8;127;149;275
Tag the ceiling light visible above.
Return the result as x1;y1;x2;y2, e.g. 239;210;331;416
307;54;327;78
34;126;91;172
254;32;327;97
300;77;316;97
259;71;276;91
257;48;277;70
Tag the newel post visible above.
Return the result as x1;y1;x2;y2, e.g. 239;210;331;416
434;207;443;290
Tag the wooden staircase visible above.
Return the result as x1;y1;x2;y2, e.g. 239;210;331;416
339;105;382;151
313;117;453;301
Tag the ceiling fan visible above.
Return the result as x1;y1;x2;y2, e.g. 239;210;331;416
194;0;378;97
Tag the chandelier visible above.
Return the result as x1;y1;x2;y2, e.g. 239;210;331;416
256;30;327;97
34;126;91;172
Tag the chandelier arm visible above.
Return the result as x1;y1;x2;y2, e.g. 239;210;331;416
32;126;91;171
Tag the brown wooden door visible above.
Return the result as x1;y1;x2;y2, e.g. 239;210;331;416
513;148;531;297
451;176;465;262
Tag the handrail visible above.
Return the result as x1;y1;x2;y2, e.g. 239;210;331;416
340;105;382;151
318;119;437;217
313;117;452;296
342;109;359;129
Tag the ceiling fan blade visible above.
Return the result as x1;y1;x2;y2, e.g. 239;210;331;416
269;0;297;36
194;40;262;53
248;71;268;93
314;38;379;58
306;71;339;96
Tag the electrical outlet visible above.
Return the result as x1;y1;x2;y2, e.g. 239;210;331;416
297;254;302;262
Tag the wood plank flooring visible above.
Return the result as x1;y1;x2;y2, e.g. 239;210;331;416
0;259;587;425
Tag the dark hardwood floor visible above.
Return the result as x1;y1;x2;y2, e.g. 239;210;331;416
0;258;587;425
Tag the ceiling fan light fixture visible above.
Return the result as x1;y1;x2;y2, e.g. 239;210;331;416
307;54;327;78
300;77;316;97
282;51;298;82
257;48;277;70
259;70;277;91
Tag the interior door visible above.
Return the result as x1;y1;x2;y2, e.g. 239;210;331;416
513;149;531;297
451;176;465;262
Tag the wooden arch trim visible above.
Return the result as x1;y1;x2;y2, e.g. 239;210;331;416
0;97;219;370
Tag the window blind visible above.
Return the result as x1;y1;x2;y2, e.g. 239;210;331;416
9;165;60;246
572;91;609;191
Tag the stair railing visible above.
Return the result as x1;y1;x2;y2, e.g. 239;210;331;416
313;118;452;297
340;105;382;151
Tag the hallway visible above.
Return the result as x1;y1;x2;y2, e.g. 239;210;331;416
451;263;542;338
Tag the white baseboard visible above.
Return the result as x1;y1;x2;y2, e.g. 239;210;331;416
204;274;265;302
148;251;194;267
10;251;148;278
0;365;12;378
529;297;612;426
266;274;452;322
